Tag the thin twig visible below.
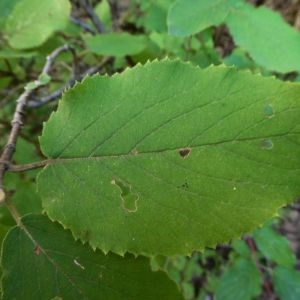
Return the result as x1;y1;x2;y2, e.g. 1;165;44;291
80;0;106;33
0;44;74;204
3;160;51;172
244;236;275;298
70;16;96;35
27;85;70;108
27;56;112;108
108;0;120;30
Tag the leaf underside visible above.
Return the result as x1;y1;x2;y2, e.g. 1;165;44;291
1;214;182;300
38;59;300;256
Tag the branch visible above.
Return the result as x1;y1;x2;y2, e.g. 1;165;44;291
70;16;97;35
27;56;113;108
244;236;275;297
108;0;120;30
80;0;106;33
1;160;51;173
0;44;74;204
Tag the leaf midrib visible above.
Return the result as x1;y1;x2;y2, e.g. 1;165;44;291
44;131;299;162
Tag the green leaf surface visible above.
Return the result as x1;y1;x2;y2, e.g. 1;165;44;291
273;266;300;300
85;33;148;57
226;3;300;73
1;214;182;300
253;223;296;267
38;59;300;256
4;0;71;49
167;0;241;36
215;258;262;300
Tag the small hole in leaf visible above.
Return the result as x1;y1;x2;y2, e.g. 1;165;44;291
263;104;274;119
261;139;273;150
111;178;139;213
181;182;189;190
178;148;191;158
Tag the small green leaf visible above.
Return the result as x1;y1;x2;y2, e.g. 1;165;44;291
215;258;262;300
4;0;71;49
226;3;300;73
1;214;183;300
253;223;296;267
38;60;300;256
38;73;52;85
273;266;300;300
85;33;148;57
25;74;52;91
94;0;112;31
167;0;242;36
25;81;39;91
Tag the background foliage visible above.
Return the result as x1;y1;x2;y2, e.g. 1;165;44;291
0;0;300;299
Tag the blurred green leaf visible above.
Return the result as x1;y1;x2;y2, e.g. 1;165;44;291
4;0;71;49
85;33;148;57
0;138;42;226
231;239;251;258
223;48;256;70
0;49;37;59
95;0;112;31
253;223;296;267
0;0;19;26
131;0;173;33
215;258;262;300
273;266;300;300
167;0;242;36
226;3;300;73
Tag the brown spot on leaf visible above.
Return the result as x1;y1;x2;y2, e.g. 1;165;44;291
34;246;41;256
178;148;191;158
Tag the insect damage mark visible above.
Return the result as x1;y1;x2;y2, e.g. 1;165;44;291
111;178;139;213
74;258;85;270
178;147;191;158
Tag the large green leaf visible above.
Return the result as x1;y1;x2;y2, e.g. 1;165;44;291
1;214;182;300
226;3;300;73
4;0;71;49
167;0;241;36
38;60;300;256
